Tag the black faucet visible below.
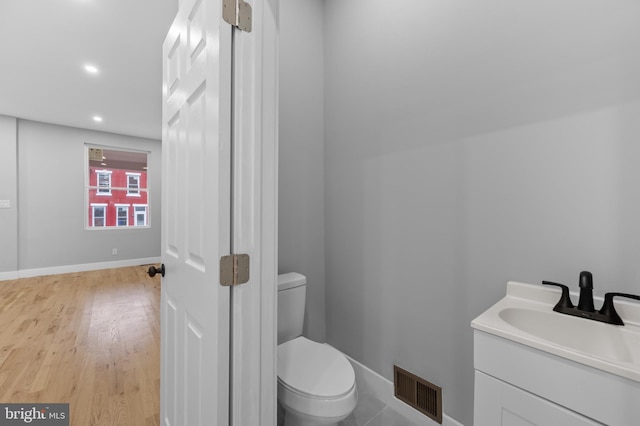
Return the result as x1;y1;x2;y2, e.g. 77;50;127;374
577;271;595;312
542;271;640;326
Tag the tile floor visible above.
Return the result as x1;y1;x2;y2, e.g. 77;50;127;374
338;391;423;426
277;390;423;426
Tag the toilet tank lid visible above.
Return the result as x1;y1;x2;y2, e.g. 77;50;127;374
278;272;306;291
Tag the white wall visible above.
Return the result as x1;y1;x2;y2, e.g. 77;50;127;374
10;120;161;273
0;116;18;274
323;1;640;424
279;0;326;341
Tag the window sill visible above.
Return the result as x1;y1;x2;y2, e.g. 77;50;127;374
85;225;151;231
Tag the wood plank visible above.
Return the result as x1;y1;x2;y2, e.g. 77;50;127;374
0;266;160;425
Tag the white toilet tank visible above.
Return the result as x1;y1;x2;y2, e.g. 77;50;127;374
278;272;306;344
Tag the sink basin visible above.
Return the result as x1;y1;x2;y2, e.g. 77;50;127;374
498;307;639;364
471;281;640;382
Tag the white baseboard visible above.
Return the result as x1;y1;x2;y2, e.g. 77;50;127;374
0;271;19;281
0;257;161;281
335;348;464;426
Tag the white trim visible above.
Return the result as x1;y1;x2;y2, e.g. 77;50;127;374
337;349;465;426
86;225;151;231
0;257;161;281
95;169;113;195
116;205;129;227
85;143;151;156
88;186;148;192
91;204;107;227
133;204;148;226
0;271;19;281
228;0;278;424
126;173;141;195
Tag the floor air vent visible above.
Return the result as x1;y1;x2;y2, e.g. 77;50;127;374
394;365;442;424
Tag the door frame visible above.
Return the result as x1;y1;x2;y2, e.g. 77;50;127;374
229;0;279;424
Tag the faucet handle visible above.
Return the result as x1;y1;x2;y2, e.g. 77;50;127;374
599;292;640;326
579;271;593;288
542;281;575;310
577;271;596;312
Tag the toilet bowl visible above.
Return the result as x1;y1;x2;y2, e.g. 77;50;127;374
277;273;357;426
277;336;357;426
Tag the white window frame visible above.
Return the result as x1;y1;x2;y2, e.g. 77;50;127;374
96;170;112;195
91;203;107;227
133;204;148;227
115;204;129;227
126;172;141;197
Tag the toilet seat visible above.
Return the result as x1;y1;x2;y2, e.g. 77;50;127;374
277;336;355;399
277;337;357;421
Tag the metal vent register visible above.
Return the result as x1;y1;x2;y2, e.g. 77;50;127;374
394;365;442;423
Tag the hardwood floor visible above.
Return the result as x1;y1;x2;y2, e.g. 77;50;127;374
0;266;160;425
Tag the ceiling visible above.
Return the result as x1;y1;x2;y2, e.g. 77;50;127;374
2;1;640;144
0;0;177;140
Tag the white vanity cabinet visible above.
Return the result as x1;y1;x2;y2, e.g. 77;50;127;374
473;330;640;426
474;370;601;426
471;281;640;426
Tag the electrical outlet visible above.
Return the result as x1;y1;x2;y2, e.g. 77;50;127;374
112;248;118;255
0;200;10;209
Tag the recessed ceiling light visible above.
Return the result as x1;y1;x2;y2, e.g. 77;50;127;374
93;116;103;122
84;64;99;74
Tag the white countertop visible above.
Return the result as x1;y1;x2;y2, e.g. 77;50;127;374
471;281;640;383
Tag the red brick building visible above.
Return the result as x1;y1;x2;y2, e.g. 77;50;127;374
88;167;148;227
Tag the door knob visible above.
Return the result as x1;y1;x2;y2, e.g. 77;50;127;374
148;264;165;277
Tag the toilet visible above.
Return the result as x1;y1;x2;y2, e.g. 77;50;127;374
277;273;357;426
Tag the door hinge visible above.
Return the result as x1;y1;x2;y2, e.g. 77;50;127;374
220;254;250;286
223;0;252;32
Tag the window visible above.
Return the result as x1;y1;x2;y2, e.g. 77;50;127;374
91;204;107;227
116;205;129;227
126;173;141;196
134;205;148;226
86;146;149;229
96;170;112;195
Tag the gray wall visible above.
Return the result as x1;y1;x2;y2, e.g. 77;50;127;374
279;0;326;342
323;1;640;424
0;116;18;273
12;120;161;271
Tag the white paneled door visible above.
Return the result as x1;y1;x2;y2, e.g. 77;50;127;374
159;0;278;425
161;0;232;424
